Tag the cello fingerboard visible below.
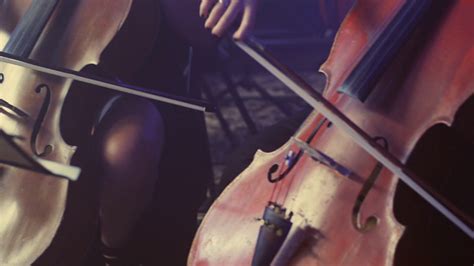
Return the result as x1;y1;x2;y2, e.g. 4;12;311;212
338;0;431;102
3;0;58;58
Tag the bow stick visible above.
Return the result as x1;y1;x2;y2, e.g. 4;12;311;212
235;38;474;239
0;52;214;113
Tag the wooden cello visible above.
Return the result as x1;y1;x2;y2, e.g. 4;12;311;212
189;0;473;265
0;0;161;264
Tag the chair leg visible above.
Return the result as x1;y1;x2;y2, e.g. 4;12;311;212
201;78;238;147
239;77;293;117
219;70;258;134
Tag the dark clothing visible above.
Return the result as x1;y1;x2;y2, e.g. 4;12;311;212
128;20;213;264
45;13;212;266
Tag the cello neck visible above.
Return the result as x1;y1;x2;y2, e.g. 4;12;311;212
338;0;431;101
4;0;58;57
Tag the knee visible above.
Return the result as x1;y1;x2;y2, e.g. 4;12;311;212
96;97;164;172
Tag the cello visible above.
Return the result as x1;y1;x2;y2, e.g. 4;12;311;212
189;0;473;265
0;0;163;264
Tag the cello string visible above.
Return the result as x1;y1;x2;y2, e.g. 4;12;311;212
281;118;329;206
269;160;283;202
281;163;298;210
268;112;326;204
235;38;474;238
271;165;285;203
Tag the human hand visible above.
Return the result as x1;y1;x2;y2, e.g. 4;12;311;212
199;0;258;40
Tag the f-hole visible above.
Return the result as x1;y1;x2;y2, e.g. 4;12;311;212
352;137;388;233
30;84;53;157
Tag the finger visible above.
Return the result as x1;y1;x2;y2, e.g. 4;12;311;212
200;0;218;17
204;1;227;29
211;0;242;37
233;2;257;40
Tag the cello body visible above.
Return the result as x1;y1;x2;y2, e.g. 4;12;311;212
0;0;159;264
189;0;473;265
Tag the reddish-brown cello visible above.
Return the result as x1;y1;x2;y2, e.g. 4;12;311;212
189;0;473;265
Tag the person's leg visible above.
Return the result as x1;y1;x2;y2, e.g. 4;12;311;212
91;96;164;261
103;9;213;263
36;73;163;265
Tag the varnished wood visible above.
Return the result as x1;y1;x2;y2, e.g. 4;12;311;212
0;0;30;49
0;0;156;264
189;0;474;265
4;0;58;57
